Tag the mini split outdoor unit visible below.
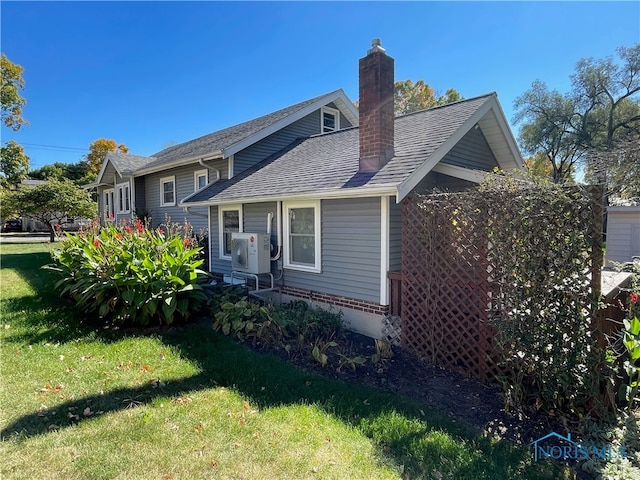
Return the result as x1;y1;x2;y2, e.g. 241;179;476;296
231;232;271;274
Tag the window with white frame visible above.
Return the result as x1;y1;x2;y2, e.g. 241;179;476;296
321;106;340;133
218;205;242;259
194;169;208;191
284;200;321;272
116;182;131;213
104;189;115;220
160;176;176;206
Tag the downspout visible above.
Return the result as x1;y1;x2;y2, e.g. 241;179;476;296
270;201;282;261
183;159;221;218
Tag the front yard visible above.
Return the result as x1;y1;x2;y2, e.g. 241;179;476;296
0;243;570;479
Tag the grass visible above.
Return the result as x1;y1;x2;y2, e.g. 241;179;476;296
0;243;565;479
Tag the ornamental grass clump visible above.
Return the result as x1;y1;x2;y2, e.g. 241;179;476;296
49;219;208;326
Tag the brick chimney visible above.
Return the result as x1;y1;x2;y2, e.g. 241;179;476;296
359;38;395;172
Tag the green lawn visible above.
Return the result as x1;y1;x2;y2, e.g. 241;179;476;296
0;243;563;479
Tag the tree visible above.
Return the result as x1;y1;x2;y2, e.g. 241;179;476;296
1;178;96;242
586;139;640;202
84;138;128;178
1;53;28;131
523;151;555;180
394;79;462;115
513;80;582;183
29;161;89;184
0;140;29;188
513;44;640;185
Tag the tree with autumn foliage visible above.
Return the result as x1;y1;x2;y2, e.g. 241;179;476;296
394;79;462;116
1;53;28;131
83;138;129;178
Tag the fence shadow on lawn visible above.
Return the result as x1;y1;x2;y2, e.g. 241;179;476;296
0;247;559;479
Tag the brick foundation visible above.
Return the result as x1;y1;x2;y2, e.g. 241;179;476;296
280;285;388;316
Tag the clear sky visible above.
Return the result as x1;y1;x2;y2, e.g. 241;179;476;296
1;1;639;169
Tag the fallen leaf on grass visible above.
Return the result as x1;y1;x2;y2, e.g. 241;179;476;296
40;384;64;393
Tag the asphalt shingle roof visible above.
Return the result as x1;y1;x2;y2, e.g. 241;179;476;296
185;94;494;204
105;151;157;175
143;90;346;169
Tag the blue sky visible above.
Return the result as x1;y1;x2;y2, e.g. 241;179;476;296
1;1;639;169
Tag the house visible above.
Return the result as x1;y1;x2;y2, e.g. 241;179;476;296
605;205;640;268
93;39;523;338
90;89;359;231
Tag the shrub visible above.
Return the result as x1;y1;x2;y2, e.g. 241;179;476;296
48;219;208;326
211;290;345;362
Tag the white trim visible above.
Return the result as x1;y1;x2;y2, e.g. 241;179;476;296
207;206;213;273
134;153;223;177
116;182;131;214
283;200;321;273
182;184;398;208
223;90;357;158
218;204;243;260
432;163;489;184
380;196;390;306
96;156;123;185
194;169;208;191
103;188;115;221
397;97;495;201
160;176;176;207
228;155;235;179
321;106;340;133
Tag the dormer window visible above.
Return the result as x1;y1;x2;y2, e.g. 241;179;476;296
321;107;340;133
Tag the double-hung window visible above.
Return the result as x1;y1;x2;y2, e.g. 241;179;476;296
321;106;340;133
284;200;321;272
116;182;130;213
194;169;208;191
104;188;115;220
160;176;176;206
219;205;242;259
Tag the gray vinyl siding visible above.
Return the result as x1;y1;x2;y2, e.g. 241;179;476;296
389;198;402;271
209;203;277;275
441;126;499;171
96;166;134;225
142;164;209;232
285;197;381;303
233;106;354;176
208;197;382;303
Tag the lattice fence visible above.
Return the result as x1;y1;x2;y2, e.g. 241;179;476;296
400;185;603;383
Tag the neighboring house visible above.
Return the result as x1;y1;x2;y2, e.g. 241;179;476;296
606;205;640;267
91;39;523;337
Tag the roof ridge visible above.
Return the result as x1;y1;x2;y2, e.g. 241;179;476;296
394;92;496;119
152;89;346;158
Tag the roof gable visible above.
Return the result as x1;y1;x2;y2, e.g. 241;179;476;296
183;93;522;206
134;89;358;175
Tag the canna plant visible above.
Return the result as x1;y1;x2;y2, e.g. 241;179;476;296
48;219;208;326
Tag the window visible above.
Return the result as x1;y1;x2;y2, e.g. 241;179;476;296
116;182;130;213
321;107;340;133
284;200;321;272
160;176;176;206
104;189;114;220
194;169;208;191
218;205;242;259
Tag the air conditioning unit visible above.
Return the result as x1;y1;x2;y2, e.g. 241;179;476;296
231;232;271;274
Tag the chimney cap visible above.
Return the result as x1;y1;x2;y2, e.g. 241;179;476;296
368;38;386;55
